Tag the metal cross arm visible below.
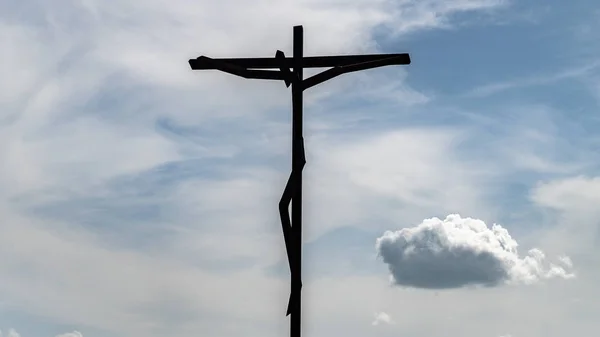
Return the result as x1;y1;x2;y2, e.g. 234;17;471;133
188;25;410;337
188;53;410;88
302;54;411;90
188;56;291;81
188;52;410;70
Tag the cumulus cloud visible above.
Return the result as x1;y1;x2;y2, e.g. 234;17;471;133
372;311;394;326
376;214;575;289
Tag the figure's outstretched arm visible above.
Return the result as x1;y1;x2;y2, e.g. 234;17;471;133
302;54;411;90
189;56;287;81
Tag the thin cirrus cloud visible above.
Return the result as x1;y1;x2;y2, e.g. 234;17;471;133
54;333;83;337
376;214;575;289
0;330;82;337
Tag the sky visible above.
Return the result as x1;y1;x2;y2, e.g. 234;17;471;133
1;0;600;336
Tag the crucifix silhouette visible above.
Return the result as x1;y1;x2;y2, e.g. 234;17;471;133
189;25;410;337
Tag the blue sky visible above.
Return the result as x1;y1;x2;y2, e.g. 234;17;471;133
1;0;600;336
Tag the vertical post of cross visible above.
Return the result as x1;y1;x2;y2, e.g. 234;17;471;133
290;25;303;337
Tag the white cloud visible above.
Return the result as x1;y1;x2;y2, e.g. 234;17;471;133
0;330;82;337
0;206;289;337
0;0;503;203
458;103;595;177
376;214;574;289
529;175;600;255
372;311;394;326
463;60;600;98
304;128;494;240
382;0;509;36
531;176;600;213
558;255;573;268
55;331;83;337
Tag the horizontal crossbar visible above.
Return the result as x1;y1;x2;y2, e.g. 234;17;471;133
189;53;410;70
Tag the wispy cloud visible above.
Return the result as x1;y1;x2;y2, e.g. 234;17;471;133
0;329;83;337
4;0;600;336
55;333;83;337
383;0;510;36
0;329;21;337
0;0;515;335
463;60;600;97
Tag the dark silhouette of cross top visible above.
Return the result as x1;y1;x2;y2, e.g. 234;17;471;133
188;25;410;337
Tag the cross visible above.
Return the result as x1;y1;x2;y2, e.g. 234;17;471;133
189;25;411;337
